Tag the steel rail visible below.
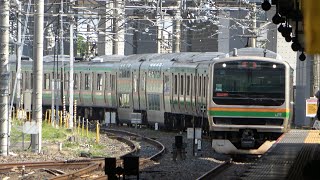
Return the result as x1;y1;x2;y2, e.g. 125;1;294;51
196;160;232;180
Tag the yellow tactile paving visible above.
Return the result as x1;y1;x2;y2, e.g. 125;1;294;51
304;130;320;143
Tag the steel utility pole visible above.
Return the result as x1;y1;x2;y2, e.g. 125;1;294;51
69;17;74;129
0;0;10;156
16;2;22;110
31;0;44;153
248;3;257;48
156;0;163;54
172;0;181;53
113;0;119;55
313;55;320;94
60;0;66;125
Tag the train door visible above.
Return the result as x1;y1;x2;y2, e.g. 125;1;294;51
84;72;92;105
93;72;104;106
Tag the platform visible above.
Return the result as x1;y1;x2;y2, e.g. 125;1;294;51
240;129;320;180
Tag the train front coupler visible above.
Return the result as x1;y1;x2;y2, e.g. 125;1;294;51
240;129;255;149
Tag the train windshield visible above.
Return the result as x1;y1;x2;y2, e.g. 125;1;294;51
212;60;286;106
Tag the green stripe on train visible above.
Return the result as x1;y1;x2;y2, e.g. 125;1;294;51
208;110;290;118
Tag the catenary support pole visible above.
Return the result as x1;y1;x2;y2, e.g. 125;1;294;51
0;0;10;156
113;0;119;55
31;0;44;153
69;18;74;129
16;2;22;110
249;3;257;48
172;0;181;53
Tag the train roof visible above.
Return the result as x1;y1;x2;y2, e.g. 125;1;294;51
42;55;71;62
91;55;125;62
9;55;33;62
122;52;227;63
228;48;282;60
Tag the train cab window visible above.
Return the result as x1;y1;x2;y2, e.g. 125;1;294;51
74;74;78;90
187;75;191;96
85;73;91;90
174;74;178;95
180;75;184;95
44;73;50;90
97;73;103;91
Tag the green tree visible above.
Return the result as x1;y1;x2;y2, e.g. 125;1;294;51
77;36;88;57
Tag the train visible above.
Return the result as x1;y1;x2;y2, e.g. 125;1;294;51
9;47;293;154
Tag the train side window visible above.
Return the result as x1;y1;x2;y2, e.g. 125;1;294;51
11;72;15;90
79;73;82;90
199;76;202;96
64;72;69;90
52;72;55;89
187;75;190;96
111;75;115;91
164;75;170;93
57;73;60;90
141;72;146;91
180;75;184;95
203;76;206;98
174;74;178;95
85;73;91;90
97;73;103;91
21;73;24;90
194;75;197;98
30;73;33;90
133;73;138;93
74;74;78;90
44;73;50;90
105;73;109;91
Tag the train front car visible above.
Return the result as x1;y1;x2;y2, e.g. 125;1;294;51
209;49;293;154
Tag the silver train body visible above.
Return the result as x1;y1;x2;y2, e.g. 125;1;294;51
9;48;293;153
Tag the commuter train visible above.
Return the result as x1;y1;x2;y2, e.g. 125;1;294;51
9;48;293;154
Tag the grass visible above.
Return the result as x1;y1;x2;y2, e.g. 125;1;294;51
10;119;108;157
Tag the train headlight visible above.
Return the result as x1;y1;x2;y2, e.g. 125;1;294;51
273;64;277;68
222;63;227;68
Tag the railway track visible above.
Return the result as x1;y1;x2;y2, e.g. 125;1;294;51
196;159;233;180
0;129;165;179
